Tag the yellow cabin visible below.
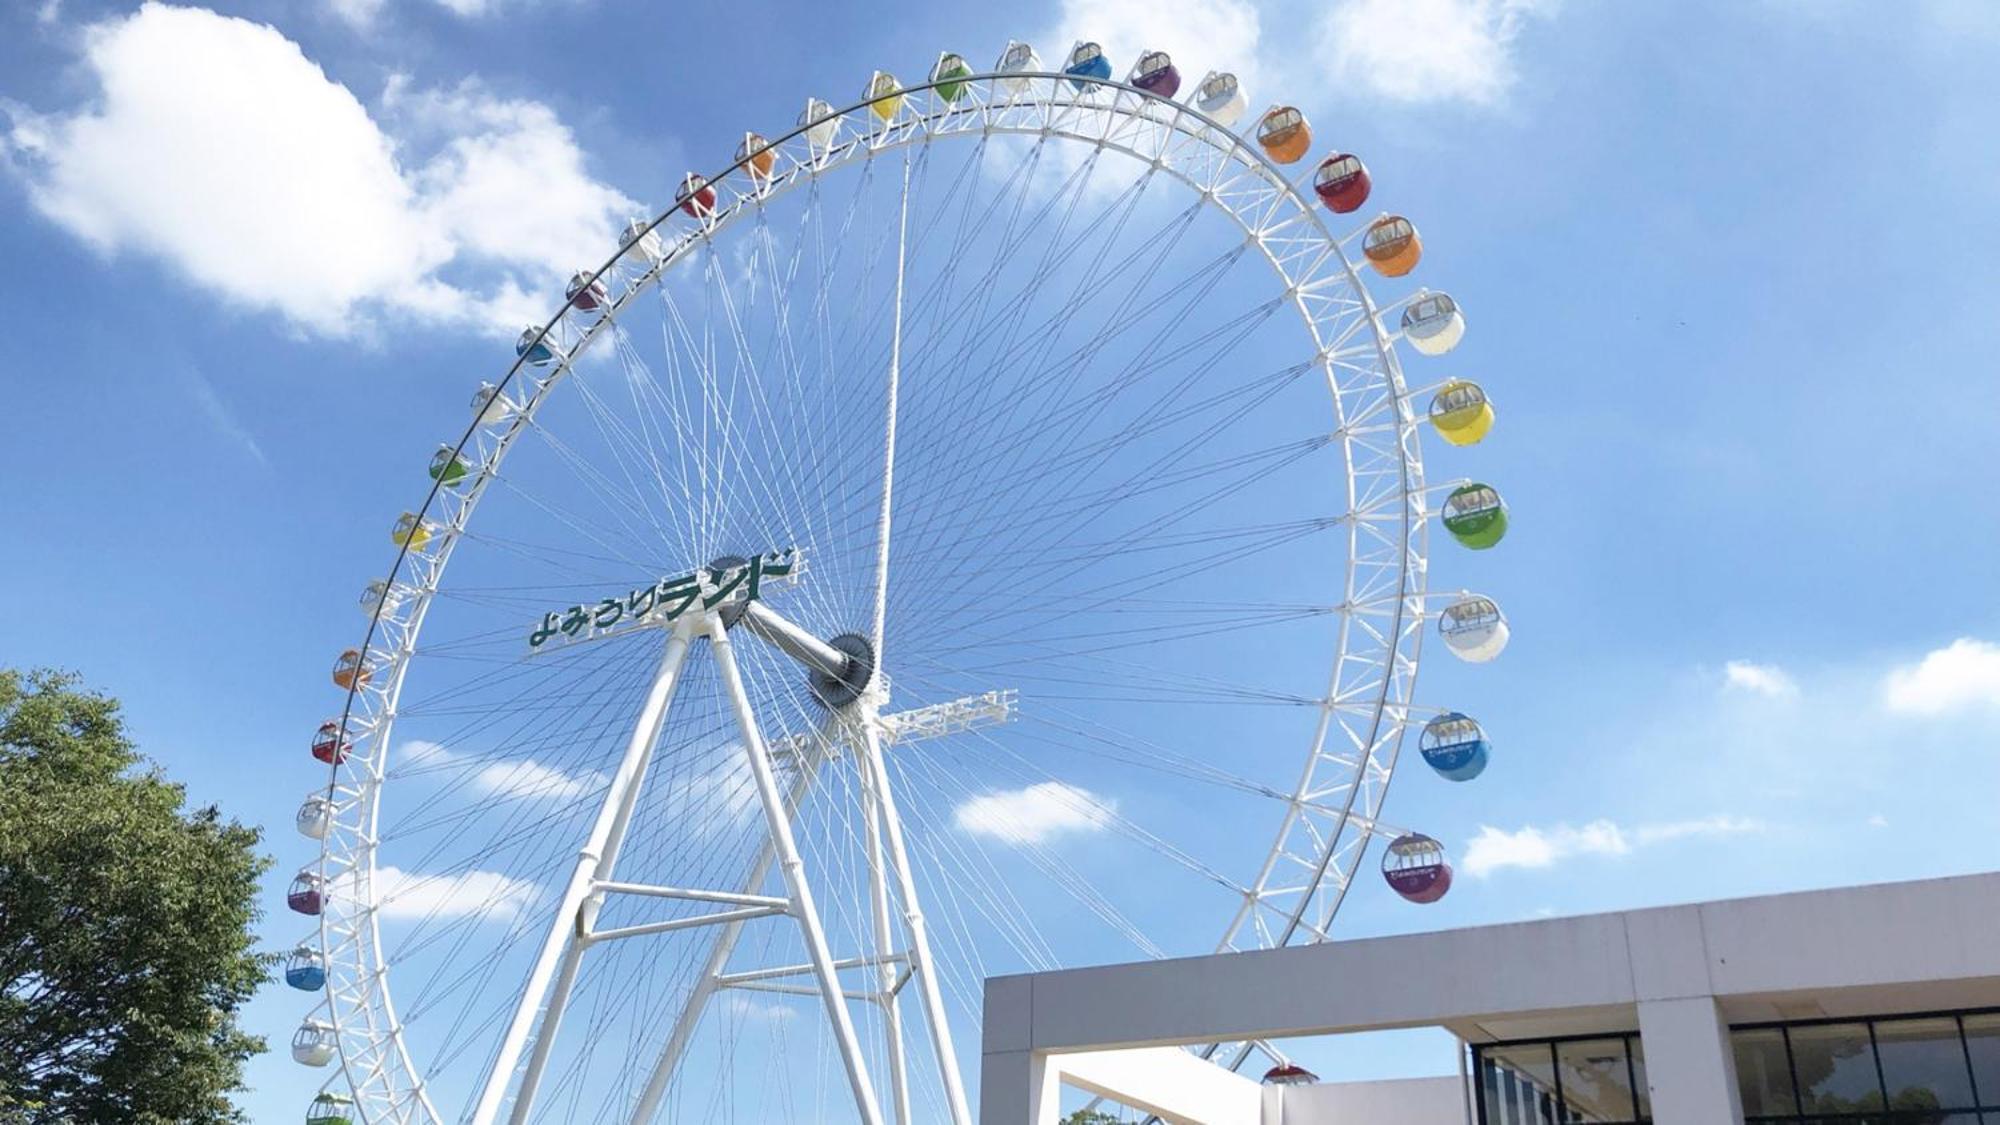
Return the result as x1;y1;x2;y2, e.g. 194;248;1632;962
1428;380;1494;446
866;72;903;122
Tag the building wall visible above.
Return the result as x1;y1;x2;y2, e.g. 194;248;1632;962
982;873;2000;1125
1266;1076;1465;1125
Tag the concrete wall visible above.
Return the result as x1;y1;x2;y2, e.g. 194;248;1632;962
1268;1077;1464;1125
981;873;2000;1125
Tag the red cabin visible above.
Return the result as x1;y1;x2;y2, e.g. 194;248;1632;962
1382;832;1453;904
565;271;608;312
677;173;717;219
1263;1064;1318;1086
1313;153;1371;214
287;869;325;916
311;720;351;765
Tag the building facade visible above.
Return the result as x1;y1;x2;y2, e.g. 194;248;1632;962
979;872;2000;1124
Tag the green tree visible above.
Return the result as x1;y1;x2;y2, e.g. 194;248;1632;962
0;670;272;1123
1061;1111;1124;1124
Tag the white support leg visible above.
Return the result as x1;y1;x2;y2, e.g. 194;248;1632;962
706;613;887;1125
471;620;697;1125
857;714;974;1125
862;747;912;1125
627;760;820;1123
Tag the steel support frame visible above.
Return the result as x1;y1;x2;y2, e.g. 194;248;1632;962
466;599;976;1125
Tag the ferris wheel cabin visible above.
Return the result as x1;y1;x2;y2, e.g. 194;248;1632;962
1194;71;1248;126
310;720;350;765
292;1019;338;1067
564;270;608;312
1419;712;1491;781
1382;832;1453;903
286;868;325;916
1256;106;1311;164
798;98;837;154
1364;215;1422;277
995;41;1042;94
1065;42;1112;90
1130;50;1181;98
514;325;557;367
1428;380;1494;446
676;173;717;219
1401;291;1465;355
1442;483;1508;550
931;52;974;102
1313;154;1371;214
304;1092;354;1125
284;945;326;991
1439;594;1510;663
865;72;904;121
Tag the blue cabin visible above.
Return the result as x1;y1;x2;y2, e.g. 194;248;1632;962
1065;42;1112;90
515;326;556;367
285;946;327;991
1419;712;1490;781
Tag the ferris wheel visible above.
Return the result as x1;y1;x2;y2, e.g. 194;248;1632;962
283;39;1513;1125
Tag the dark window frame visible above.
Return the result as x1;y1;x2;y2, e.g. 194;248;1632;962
1729;1005;2000;1123
1471;1030;1649;1125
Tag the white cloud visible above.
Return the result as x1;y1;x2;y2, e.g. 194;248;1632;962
1318;0;1550;106
1047;0;1265;91
1724;659;1797;698
326;0;386;28
1463;816;1760;877
955;781;1116;845
3;4;634;337
366;864;536;921
1631;815;1763;846
1867;813;1889;829
399;739;601;802
186;367;267;464
37;0;62;25
1883;638;2000;716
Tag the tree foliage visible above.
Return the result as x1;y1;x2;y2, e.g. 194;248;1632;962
0;669;272;1123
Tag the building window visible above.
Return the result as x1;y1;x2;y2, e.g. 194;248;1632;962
1731;1007;2000;1122
1473;1033;1649;1125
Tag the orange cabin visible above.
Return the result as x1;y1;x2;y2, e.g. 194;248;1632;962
1363;215;1421;277
331;649;373;691
1255;107;1311;164
737;133;775;181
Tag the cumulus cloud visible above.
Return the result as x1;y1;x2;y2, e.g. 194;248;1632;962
1463;816;1760;877
1318;0;1551;106
399;739;602;802
325;0;386;28
1883;638;2000;716
2;4;634;337
1047;0;1264;90
366;864;536;921
955;781;1116;845
1724;659;1797;698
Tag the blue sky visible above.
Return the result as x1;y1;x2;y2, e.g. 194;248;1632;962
4;0;2000;1119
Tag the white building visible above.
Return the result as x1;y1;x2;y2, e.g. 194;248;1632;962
980;871;2000;1124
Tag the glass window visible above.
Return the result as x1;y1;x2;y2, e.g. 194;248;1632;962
1628;1037;1652;1119
1481;1043;1559;1125
1873;1017;1975;1111
1788;1022;1882;1115
1964;1014;2000;1108
1733;1027;1799;1116
1554;1038;1640;1122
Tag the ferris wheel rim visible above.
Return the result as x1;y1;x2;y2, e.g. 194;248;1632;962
305;64;1429;1123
